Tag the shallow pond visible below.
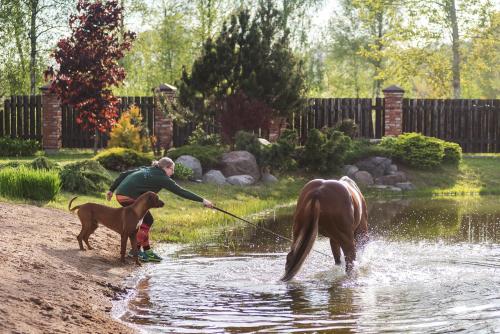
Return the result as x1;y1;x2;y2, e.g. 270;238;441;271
117;196;500;333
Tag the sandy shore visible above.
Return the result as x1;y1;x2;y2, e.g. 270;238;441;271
0;201;138;334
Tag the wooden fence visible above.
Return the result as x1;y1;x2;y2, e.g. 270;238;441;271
403;99;500;153
2;95;500;153
0;95;42;140
290;98;384;144
61;96;154;148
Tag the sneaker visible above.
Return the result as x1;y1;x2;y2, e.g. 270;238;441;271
144;249;162;262
128;250;149;262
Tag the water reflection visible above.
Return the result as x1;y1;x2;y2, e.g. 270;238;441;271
119;196;500;333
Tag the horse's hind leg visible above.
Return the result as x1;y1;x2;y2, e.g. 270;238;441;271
341;238;356;274
329;239;342;265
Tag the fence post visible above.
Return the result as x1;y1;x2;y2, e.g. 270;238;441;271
153;83;175;151
382;85;405;136
40;83;62;153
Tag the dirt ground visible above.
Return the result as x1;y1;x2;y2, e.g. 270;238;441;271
0;201;138;334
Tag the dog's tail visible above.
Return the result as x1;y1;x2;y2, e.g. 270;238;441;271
68;197;80;212
281;194;320;282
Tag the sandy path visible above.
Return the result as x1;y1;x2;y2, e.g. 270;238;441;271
0;201;138;334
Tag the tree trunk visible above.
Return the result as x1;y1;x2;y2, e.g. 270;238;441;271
449;0;461;98
373;12;384;98
93;128;99;155
29;0;38;95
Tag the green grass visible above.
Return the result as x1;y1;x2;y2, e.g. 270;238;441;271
1;150;499;243
0;167;61;201
0;149;95;166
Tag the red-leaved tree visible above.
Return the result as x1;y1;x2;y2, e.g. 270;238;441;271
45;0;135;144
216;91;272;144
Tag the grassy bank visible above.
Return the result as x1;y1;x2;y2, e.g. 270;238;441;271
1;150;499;243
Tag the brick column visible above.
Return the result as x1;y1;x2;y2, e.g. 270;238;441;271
153;83;176;151
382;85;405;136
40;84;62;153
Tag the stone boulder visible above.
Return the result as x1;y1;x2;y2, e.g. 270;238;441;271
353;171;374;186
175;155;203;180
395;182;416;190
355;156;392;178
202;170;227;185
226;175;255;186
261;173;278;184
374;171;407;185
342;165;359;178
220;151;260;181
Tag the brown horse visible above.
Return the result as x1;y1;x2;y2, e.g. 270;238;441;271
281;176;368;281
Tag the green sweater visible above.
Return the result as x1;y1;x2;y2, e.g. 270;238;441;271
110;166;203;202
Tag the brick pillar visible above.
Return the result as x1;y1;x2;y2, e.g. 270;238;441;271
382;85;405;136
40;84;62;153
153;83;176;151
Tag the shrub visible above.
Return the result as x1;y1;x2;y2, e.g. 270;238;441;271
442;141;462;165
108;105;151;152
0;167;60;200
172;162;194;181
234;131;262;164
334;119;357;139
0;138;40;156
380;133;444;168
345;139;393;164
30;156;59;170
187;124;222;146
60;159;113;194
261;129;298;173
301;128;351;172
94;147;152;171
166;144;225;171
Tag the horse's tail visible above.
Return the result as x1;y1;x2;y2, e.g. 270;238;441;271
281;195;320;282
68;197;80;212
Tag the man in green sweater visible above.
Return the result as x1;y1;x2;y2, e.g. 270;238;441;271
107;157;213;262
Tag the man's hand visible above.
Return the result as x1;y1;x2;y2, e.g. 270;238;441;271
203;199;214;208
106;191;113;201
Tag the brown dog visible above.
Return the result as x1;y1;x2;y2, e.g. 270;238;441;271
68;191;165;265
281;176;368;281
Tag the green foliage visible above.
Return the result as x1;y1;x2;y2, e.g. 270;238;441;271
261;129;299;172
0;167;60;200
301;128;352;172
172;163;194;181
187;124;222;146
234;131;262;163
94;147;152;171
108;105;151;152
345;139;393;163
442;141;462;165
166;145;226;171
30;156;59;170
379;133;462;168
60;159;112;194
335;119;358;139
0;138;40;156
178;2;306;121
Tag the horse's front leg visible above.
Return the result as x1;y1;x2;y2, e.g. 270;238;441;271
329;238;342;265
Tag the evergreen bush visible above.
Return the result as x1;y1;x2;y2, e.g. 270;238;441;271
60;159;113;194
30;156;60;170
442;141;462;165
0;167;60;200
261;129;298;173
187;124;222;146
172;163;194;181
301;128;351;172
0;138;40;156
234;131;262;164
335;119;358;139
108;105;151;152
94;147;152;171
380;133;445;168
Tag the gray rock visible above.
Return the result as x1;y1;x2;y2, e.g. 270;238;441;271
342;165;359;177
261;173;278;184
386;164;398;174
355;156;392;178
202;170;227;185
395;182;416;190
221;151;260;181
226;175;255;186
353;171;374;186
175;155;202;180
